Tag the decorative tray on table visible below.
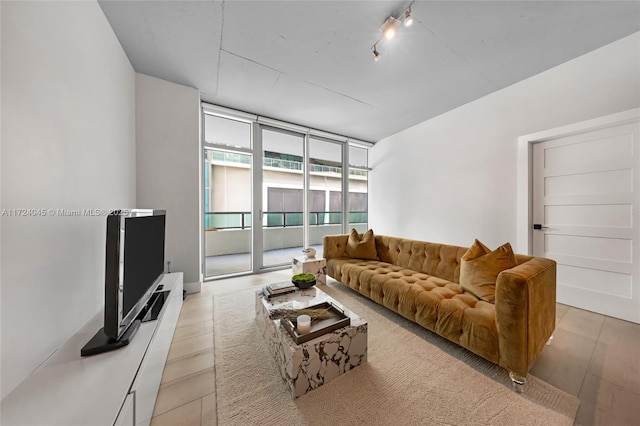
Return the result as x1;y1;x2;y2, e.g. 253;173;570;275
279;302;350;344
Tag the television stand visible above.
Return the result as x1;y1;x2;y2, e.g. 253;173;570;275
80;320;141;357
80;286;171;357
140;290;170;322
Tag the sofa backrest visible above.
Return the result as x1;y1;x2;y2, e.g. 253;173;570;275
375;235;466;282
374;235;533;283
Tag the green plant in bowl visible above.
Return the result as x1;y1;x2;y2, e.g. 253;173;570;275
292;273;316;289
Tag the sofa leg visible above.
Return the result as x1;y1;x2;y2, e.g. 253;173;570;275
509;371;526;393
546;334;554;346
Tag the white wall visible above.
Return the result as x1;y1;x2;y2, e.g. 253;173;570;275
0;1;136;399
370;33;640;251
135;73;202;293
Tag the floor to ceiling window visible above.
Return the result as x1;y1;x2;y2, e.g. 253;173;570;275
202;103;371;279
203;113;253;277
348;145;369;232
261;127;306;268
309;136;344;247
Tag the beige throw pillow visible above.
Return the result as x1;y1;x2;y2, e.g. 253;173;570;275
460;239;517;303
345;228;378;260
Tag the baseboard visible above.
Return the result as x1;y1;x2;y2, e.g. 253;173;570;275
183;280;202;294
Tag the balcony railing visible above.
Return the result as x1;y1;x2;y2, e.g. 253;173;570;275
205;211;368;230
210;151;367;177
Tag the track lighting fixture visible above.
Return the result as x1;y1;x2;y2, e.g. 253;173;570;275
371;1;415;62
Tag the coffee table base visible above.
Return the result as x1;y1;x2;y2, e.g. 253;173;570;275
255;288;368;399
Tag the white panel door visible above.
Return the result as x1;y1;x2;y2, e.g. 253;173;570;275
533;121;639;323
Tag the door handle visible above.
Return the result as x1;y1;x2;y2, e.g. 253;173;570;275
533;224;549;230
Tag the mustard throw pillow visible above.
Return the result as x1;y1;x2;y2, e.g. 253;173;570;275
460;240;517;303
345;228;377;260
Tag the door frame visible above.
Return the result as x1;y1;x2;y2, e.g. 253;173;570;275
516;108;640;255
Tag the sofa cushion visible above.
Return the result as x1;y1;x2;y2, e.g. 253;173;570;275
327;255;500;363
460;240;517;303
345;228;378;260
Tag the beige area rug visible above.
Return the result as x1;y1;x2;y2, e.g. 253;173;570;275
213;283;579;426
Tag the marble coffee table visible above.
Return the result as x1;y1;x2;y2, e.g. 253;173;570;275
255;285;368;399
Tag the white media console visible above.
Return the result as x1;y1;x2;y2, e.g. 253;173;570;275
1;272;184;426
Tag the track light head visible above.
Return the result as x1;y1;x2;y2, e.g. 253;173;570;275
381;17;398;40
403;8;413;27
384;25;396;40
373;46;381;62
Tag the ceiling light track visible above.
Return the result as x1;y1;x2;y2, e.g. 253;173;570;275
371;0;415;62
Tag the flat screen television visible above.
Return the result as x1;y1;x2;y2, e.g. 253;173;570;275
81;209;166;356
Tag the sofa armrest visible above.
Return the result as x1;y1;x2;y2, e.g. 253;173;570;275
494;257;556;376
323;234;349;259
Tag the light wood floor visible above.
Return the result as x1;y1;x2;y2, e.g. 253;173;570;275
150;270;640;426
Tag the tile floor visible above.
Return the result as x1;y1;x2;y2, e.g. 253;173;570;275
150;270;640;426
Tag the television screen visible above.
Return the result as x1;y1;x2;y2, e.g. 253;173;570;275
122;214;166;316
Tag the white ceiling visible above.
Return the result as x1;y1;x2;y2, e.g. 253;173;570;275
98;1;640;142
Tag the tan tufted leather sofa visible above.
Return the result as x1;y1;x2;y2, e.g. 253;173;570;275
323;233;556;388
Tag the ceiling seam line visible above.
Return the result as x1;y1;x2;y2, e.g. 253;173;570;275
219;48;379;109
426;27;499;90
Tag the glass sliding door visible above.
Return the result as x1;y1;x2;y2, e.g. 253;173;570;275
261;127;305;268
309;137;343;252
203;114;253;277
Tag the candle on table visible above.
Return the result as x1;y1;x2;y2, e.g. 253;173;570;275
297;315;311;334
